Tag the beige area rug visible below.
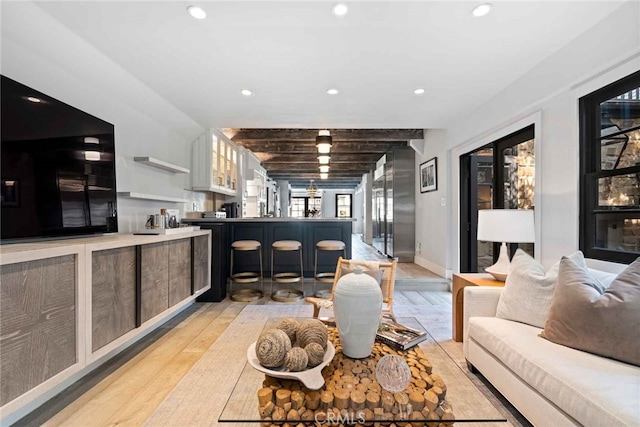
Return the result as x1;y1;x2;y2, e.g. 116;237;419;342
144;303;508;427
144;304;313;426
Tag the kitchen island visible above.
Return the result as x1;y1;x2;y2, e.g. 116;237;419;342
182;217;353;301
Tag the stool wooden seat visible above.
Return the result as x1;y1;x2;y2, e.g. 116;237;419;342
314;240;346;297
230;240;263;302
271;239;304;302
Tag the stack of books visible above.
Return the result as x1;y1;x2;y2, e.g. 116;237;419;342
375;319;428;351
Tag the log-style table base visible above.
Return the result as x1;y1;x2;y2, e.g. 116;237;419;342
256;327;455;425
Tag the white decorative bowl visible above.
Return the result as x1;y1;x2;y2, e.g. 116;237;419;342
246;341;335;390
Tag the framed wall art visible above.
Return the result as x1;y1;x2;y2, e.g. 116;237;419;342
420;157;437;193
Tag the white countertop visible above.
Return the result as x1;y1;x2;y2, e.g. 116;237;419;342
183;217;355;223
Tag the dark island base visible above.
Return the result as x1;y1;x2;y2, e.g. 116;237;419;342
183;219;353;302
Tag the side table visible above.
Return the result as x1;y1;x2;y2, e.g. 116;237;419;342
452;273;504;342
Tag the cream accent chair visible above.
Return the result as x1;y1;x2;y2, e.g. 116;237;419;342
305;257;397;320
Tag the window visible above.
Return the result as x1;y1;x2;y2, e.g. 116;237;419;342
290;197;306;218
308;197;322;217
290;197;322;218
580;70;640;263
336;194;352;218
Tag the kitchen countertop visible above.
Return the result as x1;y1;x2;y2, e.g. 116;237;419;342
183;217;355;223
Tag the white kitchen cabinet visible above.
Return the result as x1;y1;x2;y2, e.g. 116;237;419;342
191;130;238;196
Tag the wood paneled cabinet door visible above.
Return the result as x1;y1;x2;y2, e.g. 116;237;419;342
92;247;137;351
168;238;192;306
192;235;209;293
0;255;76;405
140;242;170;323
140;239;197;324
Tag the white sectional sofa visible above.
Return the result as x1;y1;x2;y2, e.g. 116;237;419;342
463;263;640;427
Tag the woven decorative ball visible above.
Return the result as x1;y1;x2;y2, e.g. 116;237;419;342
256;329;291;368
277;318;300;344
304;342;325;367
375;354;412;393
284;347;308;372
296;319;328;349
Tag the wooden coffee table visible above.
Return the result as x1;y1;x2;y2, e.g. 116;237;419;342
219;317;507;424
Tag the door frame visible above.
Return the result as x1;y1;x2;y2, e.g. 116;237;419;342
451;112;542;275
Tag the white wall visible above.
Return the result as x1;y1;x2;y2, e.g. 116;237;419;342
1;2;206;232
414;129;451;278
415;1;640;275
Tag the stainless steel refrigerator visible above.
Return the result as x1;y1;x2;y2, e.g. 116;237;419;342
372;176;386;255
371;147;415;262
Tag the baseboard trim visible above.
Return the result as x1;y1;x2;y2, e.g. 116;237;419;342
414;255;451;280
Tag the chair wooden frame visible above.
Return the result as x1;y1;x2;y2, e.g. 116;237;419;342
305;256;397;320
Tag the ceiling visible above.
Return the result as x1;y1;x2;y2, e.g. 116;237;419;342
28;1;626;188
226;128;423;188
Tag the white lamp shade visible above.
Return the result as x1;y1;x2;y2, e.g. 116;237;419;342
477;209;535;243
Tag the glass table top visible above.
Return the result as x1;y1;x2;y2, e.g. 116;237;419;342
219;317;507;425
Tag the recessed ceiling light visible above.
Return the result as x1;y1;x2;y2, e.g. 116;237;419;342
332;3;348;16
319;165;330;173
241;89;253;96
326;88;339;95
414;88;425;95
187;5;206;20
320;173;329;180
26;96;41;103
471;3;493;17
84;137;100;144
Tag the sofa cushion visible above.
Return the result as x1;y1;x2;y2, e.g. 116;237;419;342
496;250;586;328
542;257;640;366
468;317;640;426
588;268;618;287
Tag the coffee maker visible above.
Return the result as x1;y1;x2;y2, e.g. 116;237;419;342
222;202;238;218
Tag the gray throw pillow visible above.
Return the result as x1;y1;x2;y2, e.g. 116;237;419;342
541;257;640;366
496;249;586;328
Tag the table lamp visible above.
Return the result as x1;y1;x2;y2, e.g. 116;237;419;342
477;209;535;281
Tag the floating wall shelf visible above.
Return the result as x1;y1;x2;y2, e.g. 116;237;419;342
117;192;189;203
134;157;190;174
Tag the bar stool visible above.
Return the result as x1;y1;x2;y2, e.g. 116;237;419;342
229;240;263;302
314;240;346;298
271;240;304;302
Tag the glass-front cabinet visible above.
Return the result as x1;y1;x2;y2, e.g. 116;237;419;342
192;130;238;196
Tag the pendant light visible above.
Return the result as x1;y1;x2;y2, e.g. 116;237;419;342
316;130;332;154
307;179;318;198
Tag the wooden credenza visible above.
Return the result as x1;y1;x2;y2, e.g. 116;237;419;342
451;273;504;342
0;231;211;425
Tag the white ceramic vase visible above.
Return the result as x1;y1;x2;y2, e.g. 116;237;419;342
333;268;383;358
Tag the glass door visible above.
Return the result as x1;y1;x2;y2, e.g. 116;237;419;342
460;126;535;273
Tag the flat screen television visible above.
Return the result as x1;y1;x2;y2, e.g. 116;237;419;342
1;75;118;242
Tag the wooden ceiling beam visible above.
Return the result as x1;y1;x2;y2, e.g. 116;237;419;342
231;128;423;142
268;172;364;179
258;153;379;164
291;183;361;190
235;141;405;153
264;164;373;172
227;128;420;188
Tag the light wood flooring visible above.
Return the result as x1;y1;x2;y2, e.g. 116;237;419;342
16;238;530;427
351;235;444;282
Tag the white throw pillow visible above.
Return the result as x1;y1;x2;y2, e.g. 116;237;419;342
495;249;587;328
